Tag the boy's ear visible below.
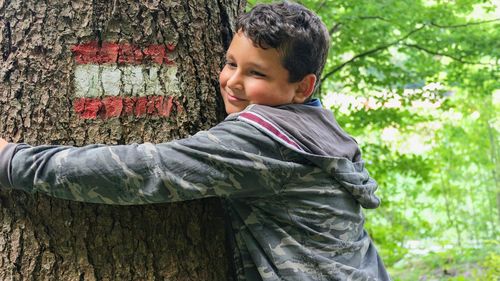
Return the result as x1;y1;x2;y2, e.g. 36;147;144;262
293;74;317;103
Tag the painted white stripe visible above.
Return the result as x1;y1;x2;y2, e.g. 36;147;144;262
74;65;180;98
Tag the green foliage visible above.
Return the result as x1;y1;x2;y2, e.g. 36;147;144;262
249;0;500;278
477;246;500;281
389;243;500;280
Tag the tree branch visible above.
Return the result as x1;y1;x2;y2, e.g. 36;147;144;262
403;43;497;66
329;23;342;35
321;25;426;82
320;17;499;83
357;16;393;23
320;17;499;82
353;17;499;27
430;18;500;29
314;1;328;13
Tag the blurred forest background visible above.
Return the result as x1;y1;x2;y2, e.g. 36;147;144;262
249;1;499;280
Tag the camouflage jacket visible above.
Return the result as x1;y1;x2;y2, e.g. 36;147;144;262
0;101;390;281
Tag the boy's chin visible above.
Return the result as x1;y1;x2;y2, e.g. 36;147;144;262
224;103;247;115
225;107;241;115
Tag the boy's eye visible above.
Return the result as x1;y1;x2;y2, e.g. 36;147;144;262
250;70;266;77
226;61;237;68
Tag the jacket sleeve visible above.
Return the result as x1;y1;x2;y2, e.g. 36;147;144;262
0;121;291;205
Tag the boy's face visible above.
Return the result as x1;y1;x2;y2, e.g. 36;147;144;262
219;31;308;114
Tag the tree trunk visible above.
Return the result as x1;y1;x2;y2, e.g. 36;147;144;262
0;0;244;279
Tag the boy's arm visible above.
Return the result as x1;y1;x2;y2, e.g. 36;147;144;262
0;122;290;205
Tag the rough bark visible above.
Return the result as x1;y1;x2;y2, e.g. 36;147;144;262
0;0;245;279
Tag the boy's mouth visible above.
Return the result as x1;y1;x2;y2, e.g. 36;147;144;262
225;91;246;102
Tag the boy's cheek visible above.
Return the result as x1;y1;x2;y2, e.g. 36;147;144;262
219;66;229;85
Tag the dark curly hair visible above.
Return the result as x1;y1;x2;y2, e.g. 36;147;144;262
236;1;330;93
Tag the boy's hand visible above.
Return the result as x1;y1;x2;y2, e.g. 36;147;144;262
0;138;8;152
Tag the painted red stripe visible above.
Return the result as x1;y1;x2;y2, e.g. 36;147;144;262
73;96;182;119
239;112;303;151
71;41;175;65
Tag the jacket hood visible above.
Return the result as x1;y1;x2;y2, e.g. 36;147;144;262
233;102;381;209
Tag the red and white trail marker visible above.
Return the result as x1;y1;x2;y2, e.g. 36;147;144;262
71;41;182;119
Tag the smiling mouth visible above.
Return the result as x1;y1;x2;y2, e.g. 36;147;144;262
226;91;246;102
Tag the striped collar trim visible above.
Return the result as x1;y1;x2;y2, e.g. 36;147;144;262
238;111;304;152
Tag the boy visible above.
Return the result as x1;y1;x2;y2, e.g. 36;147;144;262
0;2;390;281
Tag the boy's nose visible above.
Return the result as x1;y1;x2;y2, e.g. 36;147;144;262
226;71;243;90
